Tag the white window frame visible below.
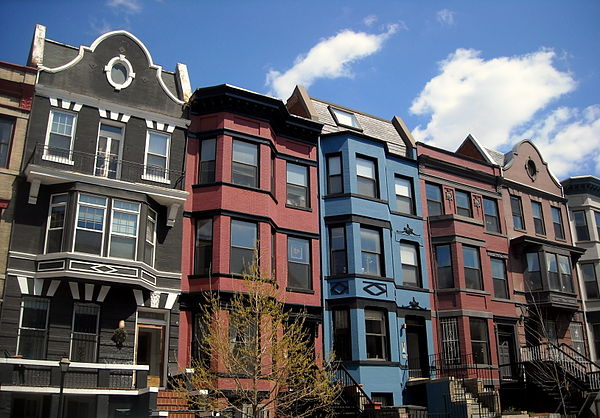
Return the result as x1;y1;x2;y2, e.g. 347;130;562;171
43;109;77;165
73;194;108;256
145;208;157;267
94;121;125;179
108;199;141;260
44;193;68;254
104;55;135;91
142;130;171;184
69;303;100;362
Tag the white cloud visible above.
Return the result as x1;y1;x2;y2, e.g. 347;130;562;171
517;105;600;177
265;25;398;99
90;18;113;35
107;0;141;13
436;9;456;26
364;15;377;27
410;48;576;150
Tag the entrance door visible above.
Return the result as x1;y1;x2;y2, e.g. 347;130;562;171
95;123;122;179
406;316;429;378
497;325;517;379
136;324;165;387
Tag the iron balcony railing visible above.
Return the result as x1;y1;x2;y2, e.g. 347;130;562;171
330;361;376;413
28;144;185;190
0;357;150;391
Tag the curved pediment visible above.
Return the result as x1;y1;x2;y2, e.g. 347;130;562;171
503;139;562;194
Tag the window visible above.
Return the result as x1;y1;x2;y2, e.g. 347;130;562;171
483;198;500;233
0;118;14;168
365;310;388;360
356;157;377;198
546;253;574;293
144;131;170;181
144;209;157;266
574;211;590;241
491;258;509;299
229;316;258;374
109;200;140;260
440;317;460;364
470;318;490;364
360;227;383;276
395;177;414;214
45;109;76;161
510;195;525;230
329;226;347;275
400;242;421;287
570;323;586;355
232;140;258;188
326;154;343;194
582;264;599;299
330;107;361;130
286;163;309;208
70;304;99;362
525;252;542;290
455;191;472;217
17;298;49;359
436;244;453;288
271;229;276;275
593;324;600;360
545;320;558;344
463;246;482;290
595;212;600;240
426;183;443;216
551;207;565;240
94;123;123;179
74;194;107;255
105;55;134;90
371;394;393;407
288;237;311;289
195;219;213;276
199;139;216;184
230;220;257;274
531;201;545;235
45;194;68;253
332;309;351;361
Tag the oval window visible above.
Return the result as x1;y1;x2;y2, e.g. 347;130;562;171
526;159;537;180
111;63;128;85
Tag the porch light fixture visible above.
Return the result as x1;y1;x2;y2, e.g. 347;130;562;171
58;357;70;418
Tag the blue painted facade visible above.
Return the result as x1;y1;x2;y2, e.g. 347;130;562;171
319;132;433;405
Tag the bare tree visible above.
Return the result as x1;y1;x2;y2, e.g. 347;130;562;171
179;260;339;417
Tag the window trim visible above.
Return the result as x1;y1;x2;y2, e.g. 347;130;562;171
43;109;77;165
326;153;343;195
491;257;509;299
469;317;490;365
356;155;378;199
463;245;483;290
581;263;599;300
426;183;444;216
400;241;421;287
551;206;565;240
455;190;472;217
104;55;135;90
364;309;389;360
230;219;258;275
360;226;383;276
195;218;213;276
142;130;171;184
286;162;309;208
231;139;259;189
44;193;68;254
510;195;525;231
394;176;414;215
108;200;141;260
69;303;100;362
332;308;352;361
144;208;157;267
198;138;216;184
531;201;546;235
73;194;108;256
94;121;124;180
483;197;500;233
287;236;312;290
17;297;50;359
0;116;15;169
329;225;347;276
574;211;590;241
435;244;454;288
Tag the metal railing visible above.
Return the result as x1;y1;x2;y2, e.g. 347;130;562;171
0;357;149;390
330;361;376;414
28;144;185;190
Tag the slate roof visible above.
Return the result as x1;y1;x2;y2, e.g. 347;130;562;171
310;97;408;158
484;147;505;166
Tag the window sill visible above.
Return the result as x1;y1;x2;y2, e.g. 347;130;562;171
483;230;507;238
428;213;484;226
349;193;387;204
491;297;519;303
285;204;312;212
513;227;527;232
42;155;74;166
389;210;422;220
286;287;314;294
141;174;170;184
395;284;430;293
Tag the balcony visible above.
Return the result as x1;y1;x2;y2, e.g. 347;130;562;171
24;144;188;225
0;357;151;394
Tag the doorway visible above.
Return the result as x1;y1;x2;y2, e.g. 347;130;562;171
136;324;165;387
497;324;517;379
406;316;429;378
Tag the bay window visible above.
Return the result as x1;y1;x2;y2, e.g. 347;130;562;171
463;246;482;290
332;309;351;361
525;252;542;290
365;310;388;360
360;226;383;276
288;237;311;289
356;157;377;198
45;194;68;253
109;200;140;260
436;244;453;288
232;140;258;188
326;154;343;194
195;218;213;276
329;226;347;275
74;194;107;255
286;163;309;208
230;220;257;274
144;209;157;266
199;139;216;184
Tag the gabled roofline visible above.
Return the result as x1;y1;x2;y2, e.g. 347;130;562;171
30;24;189;105
505;139;562;188
456;134;499;166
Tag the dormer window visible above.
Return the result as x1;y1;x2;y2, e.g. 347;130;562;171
329;107;362;130
104;55;135;91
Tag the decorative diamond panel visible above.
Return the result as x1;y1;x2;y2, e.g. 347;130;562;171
330;281;349;295
363;282;386;296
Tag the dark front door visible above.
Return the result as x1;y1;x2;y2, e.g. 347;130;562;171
498;325;517;379
406;316;429;378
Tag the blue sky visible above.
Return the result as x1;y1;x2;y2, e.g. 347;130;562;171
2;0;599;178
